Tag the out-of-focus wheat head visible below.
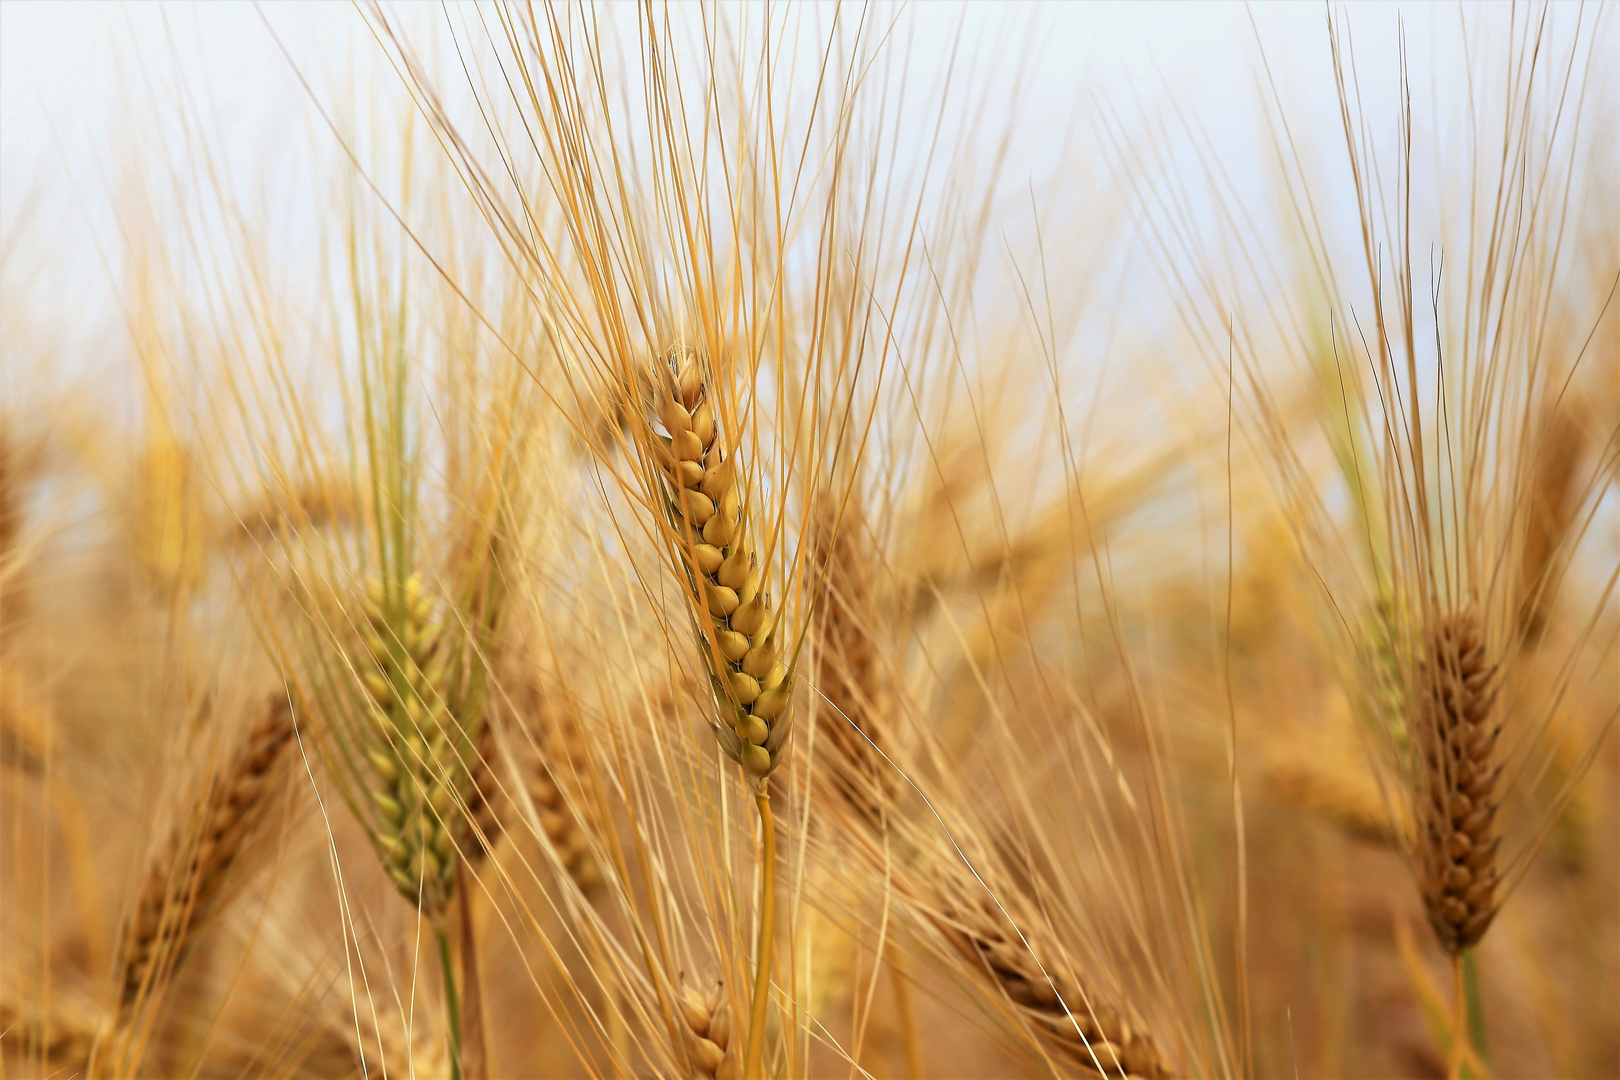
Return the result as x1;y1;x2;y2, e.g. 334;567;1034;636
1137;1;1619;973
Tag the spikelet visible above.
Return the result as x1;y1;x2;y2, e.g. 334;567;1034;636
353;574;483;916
675;978;740;1079
650;347;793;787
113;693;296;1012
1413;607;1502;954
938;889;1174;1078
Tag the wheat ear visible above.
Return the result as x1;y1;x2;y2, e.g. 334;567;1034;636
524;709;601;893
0;997;101;1070
1414;606;1501;954
462;719;504;869
651;347;793;784
676;978;740;1079
112;692;296;1016
939;890;1173;1079
354;574;481;916
806;499;894;821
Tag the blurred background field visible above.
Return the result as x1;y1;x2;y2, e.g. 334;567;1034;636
2;4;1615;1078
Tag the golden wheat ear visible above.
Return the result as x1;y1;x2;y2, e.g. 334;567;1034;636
1413;607;1502;953
110;691;297;1023
648;347;793;785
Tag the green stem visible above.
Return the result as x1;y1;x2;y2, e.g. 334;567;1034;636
437;921;464;1080
1462;949;1488;1065
743;791;776;1080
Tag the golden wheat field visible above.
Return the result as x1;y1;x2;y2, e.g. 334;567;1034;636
1;3;1616;1078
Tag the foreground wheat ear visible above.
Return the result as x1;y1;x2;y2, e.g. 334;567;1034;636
650;347;793;786
1415;607;1501;953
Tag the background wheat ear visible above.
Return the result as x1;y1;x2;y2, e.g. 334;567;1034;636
929;871;1176;1080
804;495;898;824
105;691;296;1042
516;689;601;893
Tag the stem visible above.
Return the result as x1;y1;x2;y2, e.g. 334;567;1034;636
744;790;777;1080
457;873;487;1080
1461;949;1487;1066
1446;953;1464;1080
888;946;924;1079
437;921;464;1080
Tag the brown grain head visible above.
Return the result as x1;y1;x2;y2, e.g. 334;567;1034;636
1413;606;1501;954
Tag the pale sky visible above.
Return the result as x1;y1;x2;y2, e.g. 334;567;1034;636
2;2;1604;399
